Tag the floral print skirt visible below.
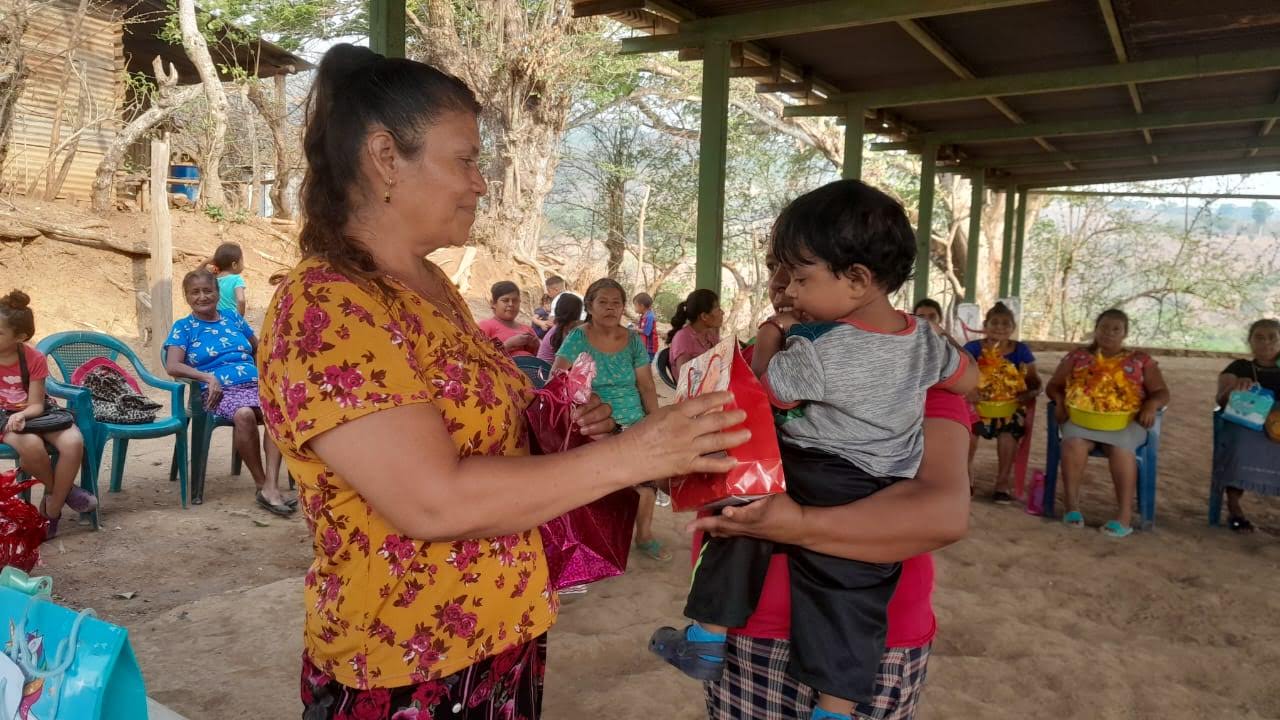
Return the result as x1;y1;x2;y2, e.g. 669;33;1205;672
301;635;547;720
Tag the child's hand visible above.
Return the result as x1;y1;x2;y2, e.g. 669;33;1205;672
1054;403;1069;425
770;312;800;333
5;414;25;433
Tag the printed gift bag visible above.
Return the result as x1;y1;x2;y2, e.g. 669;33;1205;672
526;354;640;590
1223;384;1276;432
0;567;146;719
668;336;785;511
0;470;46;573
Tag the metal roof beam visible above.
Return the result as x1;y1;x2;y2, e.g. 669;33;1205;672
999;158;1280;188
963;136;1280;168
923;102;1280;144
618;0;1045;54
785;47;1280;116
1096;0;1155;162
1029;190;1280;200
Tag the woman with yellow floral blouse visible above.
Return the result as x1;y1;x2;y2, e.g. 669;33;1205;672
1045;309;1169;538
258;45;748;720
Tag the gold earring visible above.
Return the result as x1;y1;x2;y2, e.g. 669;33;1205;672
383;181;392;203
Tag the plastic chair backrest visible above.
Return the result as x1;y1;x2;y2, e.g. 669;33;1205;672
655;348;677;390
38;331;150;388
513;356;552;389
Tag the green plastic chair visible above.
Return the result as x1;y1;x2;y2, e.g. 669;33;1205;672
37;332;189;508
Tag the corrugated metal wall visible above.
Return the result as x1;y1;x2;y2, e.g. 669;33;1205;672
5;0;124;201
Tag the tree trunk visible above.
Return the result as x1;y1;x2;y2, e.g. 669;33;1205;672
177;0;227;207
92;60;199;212
247;77;293;219
0;2;29;176
603;172;626;280
635;185;650;289
42;0;90;199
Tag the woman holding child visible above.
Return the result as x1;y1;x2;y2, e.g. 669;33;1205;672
257;45;746;718
673;181;974;720
1045;309;1170;538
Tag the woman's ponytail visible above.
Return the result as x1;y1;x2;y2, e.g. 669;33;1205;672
666;301;690;345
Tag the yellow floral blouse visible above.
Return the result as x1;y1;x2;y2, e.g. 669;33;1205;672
257;257;557;690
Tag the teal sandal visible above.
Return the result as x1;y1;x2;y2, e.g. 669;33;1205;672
1062;510;1085;528
1100;520;1133;538
636;539;671;562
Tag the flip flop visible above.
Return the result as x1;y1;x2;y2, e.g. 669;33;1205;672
635;539;671;562
1100;520;1133;538
256;491;295;517
1062;510;1085;528
1228;516;1255;533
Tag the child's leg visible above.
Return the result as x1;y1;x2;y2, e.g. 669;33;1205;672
994;432;1018;493
5;432;57;509
813;695;855;719
43;427;87;517
683;534;775;629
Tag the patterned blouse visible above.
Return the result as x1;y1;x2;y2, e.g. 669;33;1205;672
257;257;557;690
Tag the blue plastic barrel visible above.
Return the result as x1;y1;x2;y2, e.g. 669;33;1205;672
168;164;200;202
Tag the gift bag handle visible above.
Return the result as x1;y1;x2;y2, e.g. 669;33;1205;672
0;567;96;720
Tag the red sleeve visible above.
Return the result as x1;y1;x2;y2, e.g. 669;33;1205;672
23;346;49;382
924;387;969;427
934;349;971;391
761;373;801;410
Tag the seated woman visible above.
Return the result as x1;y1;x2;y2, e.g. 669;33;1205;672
667;289;723;377
1213;318;1280;532
537;293;584;364
164;269;292;515
1045;309;1169;538
477;281;540;357
965;303;1041;504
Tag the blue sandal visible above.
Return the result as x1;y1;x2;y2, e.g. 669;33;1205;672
649;625;726;681
1062;510;1085;528
1100;520;1133;538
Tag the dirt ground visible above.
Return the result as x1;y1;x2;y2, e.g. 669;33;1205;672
25;352;1280;720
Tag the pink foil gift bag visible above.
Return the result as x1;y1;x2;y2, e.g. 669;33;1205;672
526;354;640;590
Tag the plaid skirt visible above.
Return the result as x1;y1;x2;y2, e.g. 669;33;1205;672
704;635;931;720
301;635;546;719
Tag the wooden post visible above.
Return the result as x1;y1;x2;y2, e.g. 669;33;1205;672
842;102;865;180
913;143;937;304
1012;187;1029;297
695;38;731;293
999;187;1016;297
964;174;984;303
150;137;173;355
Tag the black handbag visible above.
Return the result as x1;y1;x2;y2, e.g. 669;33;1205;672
9;345;75;433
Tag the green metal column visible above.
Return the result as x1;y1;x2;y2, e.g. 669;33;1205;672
1011;188;1029;297
963;174;984;303
842;104;864;180
369;0;406;58
998;187;1016;297
913;143;937;304
695;39;731;293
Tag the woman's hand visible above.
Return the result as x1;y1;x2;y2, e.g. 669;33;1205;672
504;334;539;353
1230;377;1255;394
572;393;616;440
204;376;223;411
5;413;25;433
1137;400;1160;429
1018;388;1039;406
687;493;807;544
1054;402;1069;425
622;391;749;478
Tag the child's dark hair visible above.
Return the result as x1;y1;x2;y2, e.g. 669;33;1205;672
0;290;34;340
770;179;916;292
549;294;583;354
633;292;653;308
546;275;565;290
490;281;519;303
985;302;1016;325
540;293;551;305
912;298;943;317
1247;318;1280;340
211;242;243;272
583;278;626;324
667;289;718;345
183;268;218;292
1086;308;1129;352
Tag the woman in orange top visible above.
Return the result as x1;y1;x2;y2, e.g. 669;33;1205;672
258;45;747;719
1045;309;1169;538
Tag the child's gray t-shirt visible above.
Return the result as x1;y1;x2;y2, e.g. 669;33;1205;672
765;315;966;478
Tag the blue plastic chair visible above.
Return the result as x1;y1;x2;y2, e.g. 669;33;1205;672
37;332;189;508
1043;400;1163;530
654;347;677;390
514;356;552;389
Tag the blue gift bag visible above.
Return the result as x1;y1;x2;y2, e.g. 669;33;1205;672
1223;384;1276;432
0;568;147;719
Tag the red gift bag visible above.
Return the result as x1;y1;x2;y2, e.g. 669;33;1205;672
669;337;785;511
0;469;46;572
526;354;639;589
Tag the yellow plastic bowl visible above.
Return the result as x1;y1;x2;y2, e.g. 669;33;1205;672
977;400;1019;420
1067;405;1135;432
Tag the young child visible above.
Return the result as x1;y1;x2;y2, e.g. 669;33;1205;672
210;242;247;318
553;279;670;561
537;294;584;364
532;294;553;339
964;302;1041;503
633;292;658;361
650;180;976;720
0;291;96;539
477;281;540;357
